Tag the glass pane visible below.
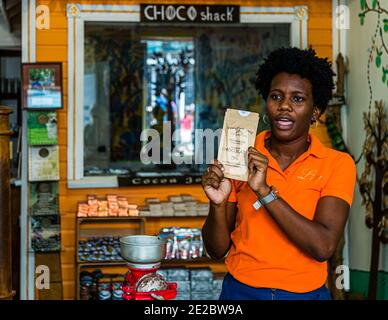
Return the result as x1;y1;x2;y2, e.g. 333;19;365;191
83;23;289;177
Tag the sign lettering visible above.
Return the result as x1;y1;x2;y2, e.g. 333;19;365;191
141;4;240;24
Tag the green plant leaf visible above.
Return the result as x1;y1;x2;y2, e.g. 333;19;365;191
360;0;366;10
384;20;388;32
372;0;377;9
383;73;387;83
376;55;381;67
360;15;365;26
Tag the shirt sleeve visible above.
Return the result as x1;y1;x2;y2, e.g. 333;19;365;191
321;152;357;206
227;179;237;203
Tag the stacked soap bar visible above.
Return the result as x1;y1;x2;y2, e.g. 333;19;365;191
77;194;139;218
139;194;210;217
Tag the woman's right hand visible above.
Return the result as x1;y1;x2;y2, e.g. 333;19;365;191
201;160;232;205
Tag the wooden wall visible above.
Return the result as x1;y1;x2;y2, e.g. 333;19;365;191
34;0;334;299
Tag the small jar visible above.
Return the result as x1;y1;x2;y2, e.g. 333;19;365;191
99;290;111;300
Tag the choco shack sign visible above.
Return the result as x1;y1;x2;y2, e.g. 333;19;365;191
140;4;240;24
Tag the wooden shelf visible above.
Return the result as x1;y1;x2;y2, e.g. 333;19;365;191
77;216;146;223
143;215;207;218
77;215;206;221
77;257;222;267
78;261;127;267
75;216;145;299
162;257;224;265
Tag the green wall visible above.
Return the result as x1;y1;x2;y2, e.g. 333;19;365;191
349;270;388;300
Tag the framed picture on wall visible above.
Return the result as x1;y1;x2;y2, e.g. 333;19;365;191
22;62;63;109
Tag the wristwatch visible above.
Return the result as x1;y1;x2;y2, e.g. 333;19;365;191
253;186;279;210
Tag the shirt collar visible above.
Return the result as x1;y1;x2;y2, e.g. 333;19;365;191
255;130;328;159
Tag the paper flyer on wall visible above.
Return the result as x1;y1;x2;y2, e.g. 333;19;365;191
31;214;61;252
28;146;60;181
27;111;58;145
29;182;59;215
217;108;260;181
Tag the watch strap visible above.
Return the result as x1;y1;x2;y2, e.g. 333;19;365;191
252;186;278;210
260;190;278;205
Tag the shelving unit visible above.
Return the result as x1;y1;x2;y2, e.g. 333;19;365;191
75;216;145;299
75;215;226;300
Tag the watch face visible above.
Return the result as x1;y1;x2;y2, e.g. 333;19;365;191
253;200;262;210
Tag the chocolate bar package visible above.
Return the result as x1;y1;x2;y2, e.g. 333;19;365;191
217;108;259;181
31;214;61;252
29;182;59;215
28;146;60;181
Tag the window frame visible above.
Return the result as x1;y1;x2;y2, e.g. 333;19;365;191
66;3;308;188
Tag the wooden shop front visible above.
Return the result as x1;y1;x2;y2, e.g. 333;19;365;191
20;0;341;300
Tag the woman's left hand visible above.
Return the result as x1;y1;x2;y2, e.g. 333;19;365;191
247;147;270;197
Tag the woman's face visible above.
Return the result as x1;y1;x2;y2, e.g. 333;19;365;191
266;72;320;142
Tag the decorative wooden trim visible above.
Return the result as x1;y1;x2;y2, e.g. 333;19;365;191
295;6;308;49
21;0;28;63
20;0;36;301
68;176;119;189
29;0;36;62
74;18;84;180
67;16;74;181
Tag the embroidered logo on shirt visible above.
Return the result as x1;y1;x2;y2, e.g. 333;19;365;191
296;169;324;181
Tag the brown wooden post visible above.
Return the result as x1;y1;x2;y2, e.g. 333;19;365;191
326;104;346;300
0;106;13;300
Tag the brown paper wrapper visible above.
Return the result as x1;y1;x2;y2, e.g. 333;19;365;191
217;108;259;181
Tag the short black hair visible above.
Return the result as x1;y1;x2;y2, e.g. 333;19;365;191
255;47;335;114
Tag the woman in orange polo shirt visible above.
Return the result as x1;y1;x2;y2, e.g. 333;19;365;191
201;47;356;300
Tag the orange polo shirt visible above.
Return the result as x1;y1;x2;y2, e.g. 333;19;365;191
225;130;356;293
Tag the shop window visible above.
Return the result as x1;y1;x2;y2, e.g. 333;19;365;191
82;23;289;177
67;4;307;187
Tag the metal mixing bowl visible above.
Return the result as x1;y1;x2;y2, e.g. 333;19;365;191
119;235;167;263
